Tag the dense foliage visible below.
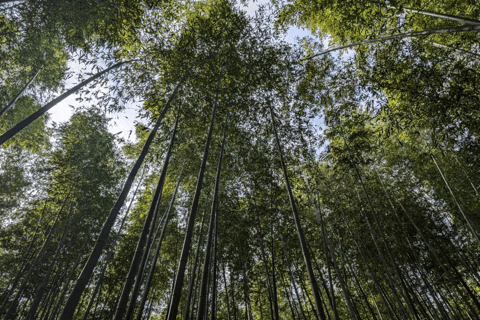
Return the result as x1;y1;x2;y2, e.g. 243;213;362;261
1;0;479;319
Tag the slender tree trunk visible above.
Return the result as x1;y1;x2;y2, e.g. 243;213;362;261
297;270;320;320
184;205;208;320
197;124;227;320
0;64;43;118
394;194;480;318
3;187;73;320
387;6;480;25
135;167;184;320
348;262;378;320
223;264;232;320
281;243;307;320
167;64;224;320
269;105;326;320
280;267;298;320
269;221;280;320
452;155;480;197
311;255;333;320
167;228;181;320
51;235;90;320
232;272;238;320
311;192;356;320
341;214;397;320
346;156;417;320
118;117;179;320
375;170;450;320
303;25;480;60
211;215;219;320
59;61;194;320
257;229;275;320
81;171;144;320
0;200;47;317
25;215;70;320
429;41;480;61
431;153;480;245
0;61;133;146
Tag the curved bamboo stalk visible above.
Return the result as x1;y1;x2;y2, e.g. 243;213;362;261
0;60;131;146
303;25;480;61
0;65;43;118
388;6;480;26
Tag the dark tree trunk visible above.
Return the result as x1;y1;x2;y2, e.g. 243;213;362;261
196;125;227;320
0;61;130;146
223;264;232;320
4;187;73;320
211;214;219;320
25;216;70;320
135;167;184;320
59;61;194;320
269;105;326;320
184;205;208;320
81;172;144;320
118;117;179;320
166;65;224;320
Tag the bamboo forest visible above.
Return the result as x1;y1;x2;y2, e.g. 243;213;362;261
1;0;480;319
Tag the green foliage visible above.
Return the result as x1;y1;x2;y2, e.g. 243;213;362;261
1;0;480;319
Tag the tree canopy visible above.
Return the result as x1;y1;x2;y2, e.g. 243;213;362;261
1;0;480;319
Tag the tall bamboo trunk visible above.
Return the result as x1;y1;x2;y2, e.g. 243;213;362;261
375;170;451;320
303;25;480;60
270;229;280;320
223;264;232;320
431;153;480;245
0;202;46;316
311;191;356;319
347;261;378;320
0;64;43;118
269;104;326;320
0;61;132;146
340;212;397;320
135;167;184;320
257;229;275;319
211;213;219;320
310;254;334;320
184;205;208;320
296;268;321;320
3;187;73;320
387;6;480;25
196;124;227;320
59;61;194;320
166;64;224;320
280;266;298;320
346;152;418;320
118;117;179;320
25;214;70;320
394;192;480;318
81;172;144;320
281;239;307;320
